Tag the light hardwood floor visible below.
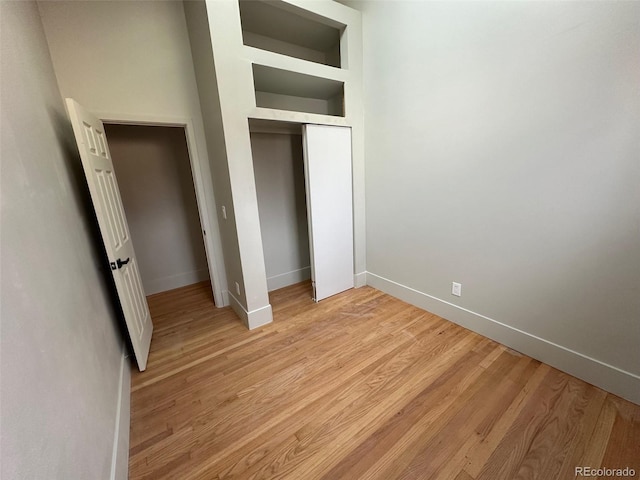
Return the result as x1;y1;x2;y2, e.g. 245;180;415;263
129;281;640;480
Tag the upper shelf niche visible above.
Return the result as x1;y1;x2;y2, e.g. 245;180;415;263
239;0;344;68
252;64;344;117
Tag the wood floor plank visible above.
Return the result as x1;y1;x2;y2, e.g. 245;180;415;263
463;362;552;478
454;470;475;480
272;335;483;479
320;346;500;480
576;397;618;473
128;281;640;480
408;358;542;480
473;370;615;480
132;289;440;477
213;329;472;480
383;353;534;480
212;319;450;479
598;396;640;476
554;387;607;479
186;315;473;479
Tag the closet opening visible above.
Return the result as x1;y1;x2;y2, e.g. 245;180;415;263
249;119;312;296
104;123;214;303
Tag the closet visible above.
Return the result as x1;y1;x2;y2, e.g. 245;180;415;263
240;0;354;302
184;0;363;325
250;122;310;292
104;124;210;297
250;120;353;301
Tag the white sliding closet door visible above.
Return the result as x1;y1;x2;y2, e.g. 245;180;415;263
303;124;354;302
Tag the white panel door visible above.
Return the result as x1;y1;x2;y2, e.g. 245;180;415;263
66;98;153;371
303;124;354;301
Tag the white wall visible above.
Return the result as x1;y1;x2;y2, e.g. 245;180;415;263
185;0;273;328
1;2;129;478
37;0;228;305
355;1;640;403
251;133;311;291
105;124;209;295
183;0;247;315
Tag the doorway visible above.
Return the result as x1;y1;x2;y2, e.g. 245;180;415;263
104;123;212;299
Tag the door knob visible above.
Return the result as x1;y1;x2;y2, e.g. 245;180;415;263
110;257;131;270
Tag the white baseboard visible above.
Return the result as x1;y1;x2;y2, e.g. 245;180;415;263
228;291;273;330
247;303;273;329
366;272;640;405
267;267;311;291
228;291;246;325
221;289;230;307
144;268;210;296
354;271;367;288
109;348;131;480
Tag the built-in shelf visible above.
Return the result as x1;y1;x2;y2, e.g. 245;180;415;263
248;118;303;135
249;108;349;128
252;64;344;117
239;0;344;68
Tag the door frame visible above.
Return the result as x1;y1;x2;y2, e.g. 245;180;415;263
97;111;226;307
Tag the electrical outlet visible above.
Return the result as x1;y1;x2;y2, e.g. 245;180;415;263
235;281;240;296
452;282;462;297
